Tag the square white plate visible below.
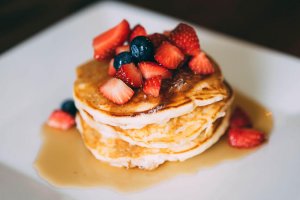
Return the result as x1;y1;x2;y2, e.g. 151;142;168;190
0;1;300;200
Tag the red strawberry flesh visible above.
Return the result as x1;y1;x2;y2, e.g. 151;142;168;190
115;63;143;88
169;23;201;56
93;19;130;60
129;24;147;42
143;76;162;97
99;78;134;105
47;110;75;130
148;33;168;49
230;107;252;128
154;41;184;69
188;52;215;75
115;45;130;55
228;127;265;148
138;61;172;79
108;58;116;76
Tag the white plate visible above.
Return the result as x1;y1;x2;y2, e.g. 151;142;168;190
0;1;300;200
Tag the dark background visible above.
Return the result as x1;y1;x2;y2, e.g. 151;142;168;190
1;0;300;57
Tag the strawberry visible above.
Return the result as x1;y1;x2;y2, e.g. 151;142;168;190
115;45;130;54
188;52;215;74
147;33;168;48
99;78;134;105
93;19;130;60
47;110;75;130
138;62;172;79
228;127;265;148
129;24;147;42
108;59;116;76
169;23;200;56
115;63;143;88
163;30;171;37
230;107;252;128
154;41;184;69
143;76;162;97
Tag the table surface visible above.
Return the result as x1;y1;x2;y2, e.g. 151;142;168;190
1;0;299;58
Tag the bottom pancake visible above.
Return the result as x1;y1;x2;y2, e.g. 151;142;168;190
76;110;231;170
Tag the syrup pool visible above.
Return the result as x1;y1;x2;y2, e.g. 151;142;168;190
34;92;273;192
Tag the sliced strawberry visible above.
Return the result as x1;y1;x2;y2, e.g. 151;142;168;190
115;63;143;88
154;41;184;69
47;110;75;130
230;107;252;128
129;24;147;42
138;61;172;79
108;59;116;76
228;127;265;148
188;52;215;75
99;78;134;105
169;23;201;56
93;19;130;60
143;76;162;97
115;45;130;54
163;30;171;37
147;33;168;49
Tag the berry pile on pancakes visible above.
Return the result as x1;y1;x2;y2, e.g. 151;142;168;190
73;20;234;170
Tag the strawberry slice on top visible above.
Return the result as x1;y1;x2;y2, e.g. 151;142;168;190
138;62;172;79
147;33;168;49
115;45;130;55
93;19;130;61
129;24;147;42
188;52;215;75
169;23;201;56
99;78;134;105
143;76;162;97
154;41;184;69
115;63;143;88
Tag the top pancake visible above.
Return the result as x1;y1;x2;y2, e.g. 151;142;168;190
73;56;229;129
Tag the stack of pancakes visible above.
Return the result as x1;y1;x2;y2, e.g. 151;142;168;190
74;56;234;170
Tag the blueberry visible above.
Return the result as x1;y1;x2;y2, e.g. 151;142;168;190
113;52;133;70
61;99;77;116
130;36;154;62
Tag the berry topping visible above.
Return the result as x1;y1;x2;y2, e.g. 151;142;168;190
99;78;134;105
108;58;116;76
115;63;143;88
93;19;130;60
129;24;147;42
188;52;215;74
154;41;184;69
228;128;265;148
61;99;77;116
130;36;154;62
163;30;171;37
115;45;130;55
230;107;252;128
113;52;133;70
47;110;75;130
138;61;172;79
169;23;200;56
143;76;162;97
147;33;168;49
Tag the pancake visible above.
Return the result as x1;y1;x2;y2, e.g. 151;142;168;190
73;56;229;129
78;87;233;149
76;109;231;170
